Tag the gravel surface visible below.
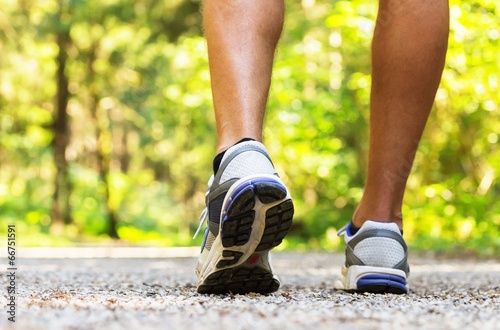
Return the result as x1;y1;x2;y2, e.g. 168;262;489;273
1;251;499;330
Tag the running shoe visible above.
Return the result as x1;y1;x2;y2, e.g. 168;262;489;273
334;220;410;294
194;141;294;294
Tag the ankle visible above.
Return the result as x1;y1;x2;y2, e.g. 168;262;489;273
213;138;257;174
352;203;403;230
217;134;262;154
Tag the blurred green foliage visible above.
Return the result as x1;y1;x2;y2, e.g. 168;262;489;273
0;0;498;255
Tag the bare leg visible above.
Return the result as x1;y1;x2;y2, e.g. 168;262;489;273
203;0;284;153
352;0;449;229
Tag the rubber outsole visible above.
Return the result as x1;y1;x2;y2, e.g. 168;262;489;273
355;274;408;294
334;264;409;295
197;264;281;294
197;178;293;295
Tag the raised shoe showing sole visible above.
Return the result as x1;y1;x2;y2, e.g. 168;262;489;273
195;141;294;294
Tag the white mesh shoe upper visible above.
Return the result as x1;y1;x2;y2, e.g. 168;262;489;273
352;236;405;268
343;220;407;269
219;141;276;184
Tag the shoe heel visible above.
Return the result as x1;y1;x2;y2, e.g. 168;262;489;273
357;274;408;294
344;265;409;294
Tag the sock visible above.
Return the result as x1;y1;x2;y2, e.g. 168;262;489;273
349;221;403;235
213;138;256;175
349;222;360;235
212;152;225;175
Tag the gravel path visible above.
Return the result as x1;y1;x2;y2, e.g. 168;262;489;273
1;250;499;330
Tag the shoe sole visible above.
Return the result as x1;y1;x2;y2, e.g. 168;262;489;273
334;265;409;294
197;175;294;294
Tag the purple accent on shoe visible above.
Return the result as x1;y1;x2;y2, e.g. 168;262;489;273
346;222;359;236
357;274;408;293
224;178;285;212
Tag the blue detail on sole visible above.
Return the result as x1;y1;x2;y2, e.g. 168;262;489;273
224;178;286;212
357;274;408;294
231;178;285;201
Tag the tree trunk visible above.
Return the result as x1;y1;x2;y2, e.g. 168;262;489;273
111;108;130;174
51;26;72;233
87;44;119;239
119;126;130;173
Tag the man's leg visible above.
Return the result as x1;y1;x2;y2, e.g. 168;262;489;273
195;0;293;294
353;0;449;229
203;0;284;153
336;0;449;294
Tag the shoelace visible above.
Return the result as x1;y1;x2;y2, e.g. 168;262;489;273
192;175;214;239
193;208;207;239
337;223;349;237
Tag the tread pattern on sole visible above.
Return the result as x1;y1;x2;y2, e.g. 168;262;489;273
257;199;293;251
197;266;280;295
220;180;293;249
215;250;244;268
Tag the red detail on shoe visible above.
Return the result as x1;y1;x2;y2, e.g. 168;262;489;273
248;254;260;265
